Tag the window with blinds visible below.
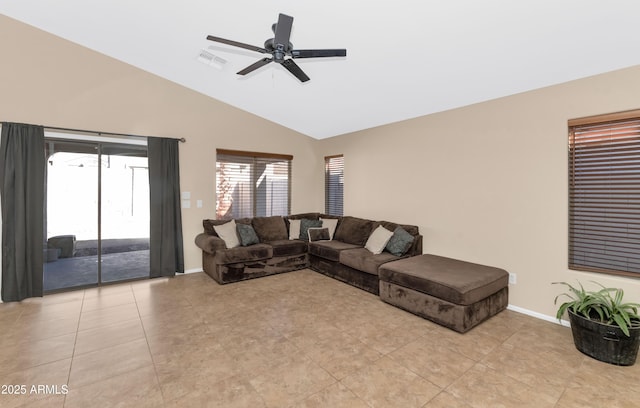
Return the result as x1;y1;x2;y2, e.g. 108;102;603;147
325;155;344;216
568;111;640;276
216;149;291;220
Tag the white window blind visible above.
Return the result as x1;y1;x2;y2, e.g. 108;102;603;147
325;155;344;216
569;113;640;276
216;149;291;220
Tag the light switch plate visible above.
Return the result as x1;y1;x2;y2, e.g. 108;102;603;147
181;191;191;200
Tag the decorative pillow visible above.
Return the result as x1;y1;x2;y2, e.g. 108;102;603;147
385;227;415;256
365;225;394;255
289;219;301;240
308;227;330;242
236;223;259;246
213;219;240;249
320;217;338;240
300;219;323;241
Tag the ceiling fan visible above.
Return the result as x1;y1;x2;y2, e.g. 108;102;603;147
206;13;346;82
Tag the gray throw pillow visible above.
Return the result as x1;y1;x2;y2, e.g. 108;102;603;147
385;227;414;256
300;219;323;241
236;223;259;246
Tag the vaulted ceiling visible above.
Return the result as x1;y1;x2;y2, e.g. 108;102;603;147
2;1;640;139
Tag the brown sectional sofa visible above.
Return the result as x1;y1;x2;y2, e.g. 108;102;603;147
194;214;509;333
194;213;423;294
195;216;309;284
308;218;422;294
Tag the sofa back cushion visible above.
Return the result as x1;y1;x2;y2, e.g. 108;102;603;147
378;221;419;237
333;216;376;246
252;216;288;242
287;212;321;221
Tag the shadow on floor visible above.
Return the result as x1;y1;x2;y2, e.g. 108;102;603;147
44;239;150;292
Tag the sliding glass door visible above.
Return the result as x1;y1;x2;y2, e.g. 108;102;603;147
44;139;149;292
100;144;150;283
44;141;99;291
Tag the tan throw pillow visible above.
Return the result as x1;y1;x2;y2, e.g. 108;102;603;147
289;219;301;240
365;225;394;255
213;219;240;248
320;217;338;240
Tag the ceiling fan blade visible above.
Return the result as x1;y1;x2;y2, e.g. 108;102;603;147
206;35;267;54
281;59;310;82
274;14;294;49
237;57;273;75
291;49;347;58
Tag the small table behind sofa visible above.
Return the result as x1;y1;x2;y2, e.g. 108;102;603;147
378;254;509;333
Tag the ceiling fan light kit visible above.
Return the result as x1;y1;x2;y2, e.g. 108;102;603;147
207;13;346;82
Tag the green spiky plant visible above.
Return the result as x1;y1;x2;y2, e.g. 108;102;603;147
553;281;640;337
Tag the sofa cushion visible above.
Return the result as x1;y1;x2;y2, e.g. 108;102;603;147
269;239;308;257
379;221;419;237
237;223;259;246
300;219;323;241
214;220;240;248
333;216;376;246
378;254;509;305
385;227;415;256
309;240;361;262
252;216;288;242
365;225;394;254
287;212;321;221
214;244;273;265
308;227;330;242
339;248;400;276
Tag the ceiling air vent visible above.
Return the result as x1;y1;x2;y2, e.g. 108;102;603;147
196;48;227;70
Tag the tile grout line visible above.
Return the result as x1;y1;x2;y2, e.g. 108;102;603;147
63;287;86;407
132;282;168;406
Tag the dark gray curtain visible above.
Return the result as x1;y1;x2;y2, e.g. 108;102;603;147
0;123;45;301
148;137;184;277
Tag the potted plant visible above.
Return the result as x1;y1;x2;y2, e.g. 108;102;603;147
554;281;640;366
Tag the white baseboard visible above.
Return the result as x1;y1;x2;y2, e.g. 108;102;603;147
183;268;203;275
507;304;570;327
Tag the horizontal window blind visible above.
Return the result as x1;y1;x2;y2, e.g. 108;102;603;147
569;117;640;276
325;155;344;216
216;150;291;220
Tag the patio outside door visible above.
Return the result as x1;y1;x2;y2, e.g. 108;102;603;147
44;138;150;292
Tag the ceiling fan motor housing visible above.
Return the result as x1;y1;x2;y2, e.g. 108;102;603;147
264;38;292;62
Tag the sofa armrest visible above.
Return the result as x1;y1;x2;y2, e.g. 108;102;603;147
410;235;423;256
195;233;227;255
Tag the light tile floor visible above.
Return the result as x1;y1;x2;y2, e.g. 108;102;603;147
1;269;639;407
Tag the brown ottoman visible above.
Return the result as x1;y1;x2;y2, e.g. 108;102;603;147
378;254;509;333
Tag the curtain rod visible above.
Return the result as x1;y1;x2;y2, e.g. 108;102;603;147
42;125;186;143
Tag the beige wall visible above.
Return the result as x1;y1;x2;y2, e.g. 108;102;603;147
3;14;640;320
318;64;640;318
0;15;322;273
